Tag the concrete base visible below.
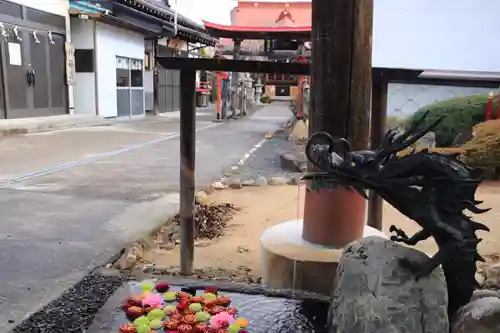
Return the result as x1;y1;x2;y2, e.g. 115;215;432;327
0;114;110;136
260;219;387;295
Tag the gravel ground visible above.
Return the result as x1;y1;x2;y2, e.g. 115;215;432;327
10;270;127;333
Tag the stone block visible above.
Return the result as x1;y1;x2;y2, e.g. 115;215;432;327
328;236;449;333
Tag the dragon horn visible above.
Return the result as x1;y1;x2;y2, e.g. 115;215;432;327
465;201;492;214
471;221;490;232
474;200;484;205
474;252;486;262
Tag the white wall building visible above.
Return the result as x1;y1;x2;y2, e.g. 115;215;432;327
71;18;147;118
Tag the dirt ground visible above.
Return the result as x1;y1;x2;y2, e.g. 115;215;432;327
142;184;500;280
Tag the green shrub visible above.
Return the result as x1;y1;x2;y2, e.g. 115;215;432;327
260;95;271;104
461;120;500;179
408;94;494;147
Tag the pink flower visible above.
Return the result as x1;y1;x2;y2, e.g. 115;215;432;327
141;292;163;308
209;311;235;329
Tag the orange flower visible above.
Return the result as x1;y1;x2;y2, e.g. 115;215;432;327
236;318;249;327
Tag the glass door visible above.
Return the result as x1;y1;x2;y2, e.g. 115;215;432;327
116;56;130;118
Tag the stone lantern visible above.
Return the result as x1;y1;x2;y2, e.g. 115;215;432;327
254;78;263;104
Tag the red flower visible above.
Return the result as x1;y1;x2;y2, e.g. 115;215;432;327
155;281;170;293
205;286;218;294
177;301;188;311
119;323;137;333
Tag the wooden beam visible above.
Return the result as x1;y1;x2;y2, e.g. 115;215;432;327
156;57;423;79
179;68;197;275
156;57;309;75
302;0;374;247
367;75;389;231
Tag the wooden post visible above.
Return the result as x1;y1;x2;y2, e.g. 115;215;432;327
303;0;373;247
179;68;197;275
216;72;222;121
153;38;160;116
367;74;388;231
231;39;242;117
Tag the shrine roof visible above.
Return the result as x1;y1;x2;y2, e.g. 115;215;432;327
203;20;310;39
205;1;311;39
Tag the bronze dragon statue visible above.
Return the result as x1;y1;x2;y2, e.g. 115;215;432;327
302;111;490;315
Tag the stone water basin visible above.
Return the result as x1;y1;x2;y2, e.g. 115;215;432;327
88;280;329;333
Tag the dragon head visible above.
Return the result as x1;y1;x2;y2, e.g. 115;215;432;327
302;111;444;198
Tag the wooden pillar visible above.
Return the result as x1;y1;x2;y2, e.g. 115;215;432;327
179;68;197;275
231;39;242;117
303;0;373;247
153;38;160;116
216;72;222;121
367;74;388;230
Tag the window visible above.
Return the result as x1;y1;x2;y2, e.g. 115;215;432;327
116;56;129;87
130;59;143;87
74;49;94;73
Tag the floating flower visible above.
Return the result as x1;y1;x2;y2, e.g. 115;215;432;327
119;323;136;333
210;306;227;315
235;318;248;327
124;305;143;318
133;316;149;327
190;296;204;304
210;311;235;329
163;291;177;302
164;318;180;330
202;292;217;301
176;300;188;312
139;282;154;293
226;307;238;316
177;323;193;333
216;296;231;306
155;281;170;293
189;302;203;312
163;304;178;315
228;323;241;333
205;286;218;294
150;318;163;329
195;311;211;322
135;325;150;333
142;292;163;308
146;308;164;321
195;323;209;332
182;313;197;325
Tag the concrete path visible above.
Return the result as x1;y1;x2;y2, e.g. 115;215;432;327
0;103;291;332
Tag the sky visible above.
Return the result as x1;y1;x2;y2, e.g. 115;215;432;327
172;0;310;25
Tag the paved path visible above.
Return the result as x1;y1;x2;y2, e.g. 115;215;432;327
0;103;291;332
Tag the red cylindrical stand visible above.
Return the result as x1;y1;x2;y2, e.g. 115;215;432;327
303;187;366;247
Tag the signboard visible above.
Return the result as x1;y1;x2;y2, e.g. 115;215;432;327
264;39;299;52
65;42;75;86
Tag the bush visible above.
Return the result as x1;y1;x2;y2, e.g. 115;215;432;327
260;95;271;104
408;94;493;147
461;120;500;178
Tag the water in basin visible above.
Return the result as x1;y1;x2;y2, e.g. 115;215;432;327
111;282;329;333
